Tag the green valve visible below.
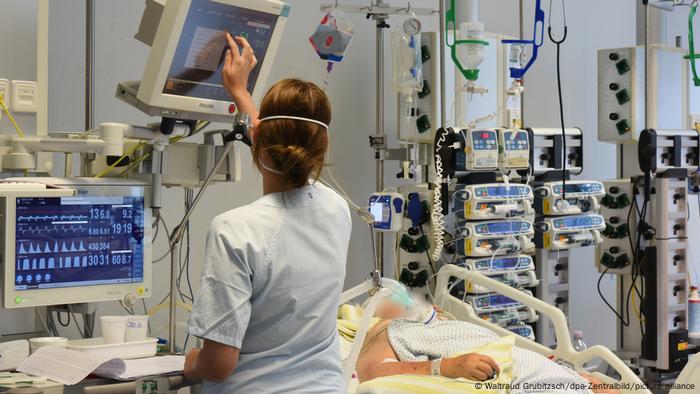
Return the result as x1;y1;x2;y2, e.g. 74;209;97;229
600;194;616;208
615;193;631;208
415;235;430;253
412;269;429;288
399;268;414;286
615;253;630;268
399;234;414;252
615;89;631;105
421;44;431;63
602;224;615;238
418;80;431;99
614;223;629;239
615;119;631;135
416;115;431;134
601;252;616;268
615;59;630;75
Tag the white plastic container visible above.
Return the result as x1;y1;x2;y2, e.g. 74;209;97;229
101;316;127;344
125;315;149;342
66;337;157;360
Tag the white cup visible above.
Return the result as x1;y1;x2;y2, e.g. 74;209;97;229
29;337;68;354
101;316;128;344
125;315;149;342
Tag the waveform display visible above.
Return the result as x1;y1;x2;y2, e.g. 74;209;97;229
13;195;146;291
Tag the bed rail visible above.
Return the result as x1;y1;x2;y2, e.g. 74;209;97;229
433;264;651;394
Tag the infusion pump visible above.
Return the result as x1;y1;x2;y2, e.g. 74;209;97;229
534;214;606;250
462;129;499;171
454;129;531;172
456;220;535;257
533;180;605;216
454;184;534;220
465;291;537;322
459;255;539;293
498;129;530;171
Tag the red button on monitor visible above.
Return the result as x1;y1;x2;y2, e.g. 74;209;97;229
228;104;237;114
482;133;489;139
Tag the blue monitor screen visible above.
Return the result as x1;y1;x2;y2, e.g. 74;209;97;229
553;216;604;229
164;0;279;101
553;182;603;195
14;196;145;291
485;186;528;197
485;257;519;270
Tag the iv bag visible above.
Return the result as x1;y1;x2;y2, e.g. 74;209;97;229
391;18;423;98
309;10;355;64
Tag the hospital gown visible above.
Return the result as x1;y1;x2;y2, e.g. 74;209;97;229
188;182;352;393
388;320;594;394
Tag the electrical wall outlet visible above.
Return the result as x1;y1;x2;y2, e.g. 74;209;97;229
10;80;38;113
0;78;9;120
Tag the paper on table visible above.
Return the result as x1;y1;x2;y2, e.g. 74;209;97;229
17;347;185;385
17;346;114;385
93;355;185;380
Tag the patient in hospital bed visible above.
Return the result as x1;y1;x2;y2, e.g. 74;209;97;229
356;299;618;394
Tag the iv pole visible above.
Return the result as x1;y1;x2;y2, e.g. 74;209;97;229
320;1;436;281
167;116;252;354
373;1;388;279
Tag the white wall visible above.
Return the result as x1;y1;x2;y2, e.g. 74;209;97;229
0;0;39;335
0;0;653;352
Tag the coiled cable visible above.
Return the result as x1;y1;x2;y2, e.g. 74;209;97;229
431;130;448;262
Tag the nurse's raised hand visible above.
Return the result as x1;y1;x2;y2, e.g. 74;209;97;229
223;33;258;100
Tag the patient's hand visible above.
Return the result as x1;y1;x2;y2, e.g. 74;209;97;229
442;353;501;381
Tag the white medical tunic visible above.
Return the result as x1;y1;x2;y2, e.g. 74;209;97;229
188;182;351;393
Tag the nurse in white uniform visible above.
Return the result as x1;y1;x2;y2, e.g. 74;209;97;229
183;34;351;393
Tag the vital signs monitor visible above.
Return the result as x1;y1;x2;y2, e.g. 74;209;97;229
2;178;152;308
120;0;290;123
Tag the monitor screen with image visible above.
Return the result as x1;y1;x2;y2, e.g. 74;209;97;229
3;179;152;309
133;0;289;122
13;195;146;291
164;0;279;102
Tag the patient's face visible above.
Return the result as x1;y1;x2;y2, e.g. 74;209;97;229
375;299;407;320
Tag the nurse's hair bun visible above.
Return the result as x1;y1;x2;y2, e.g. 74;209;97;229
264;144;316;188
255;79;331;188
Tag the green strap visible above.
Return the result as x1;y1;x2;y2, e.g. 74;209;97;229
445;0;489;81
688;5;700;87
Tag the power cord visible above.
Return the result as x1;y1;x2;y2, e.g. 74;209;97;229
548;0;568;200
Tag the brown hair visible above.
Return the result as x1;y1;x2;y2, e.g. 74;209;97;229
253;79;331;188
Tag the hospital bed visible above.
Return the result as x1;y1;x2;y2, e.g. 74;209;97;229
340;264;654;394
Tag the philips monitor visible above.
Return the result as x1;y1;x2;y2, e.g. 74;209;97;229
2;179;152;308
130;0;290;122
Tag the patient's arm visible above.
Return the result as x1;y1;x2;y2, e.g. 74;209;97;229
356;320;499;383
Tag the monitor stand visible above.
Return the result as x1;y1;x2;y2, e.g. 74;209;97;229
116;81;237;126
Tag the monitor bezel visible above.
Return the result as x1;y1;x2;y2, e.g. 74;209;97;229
3;183;153;309
136;0;289;120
